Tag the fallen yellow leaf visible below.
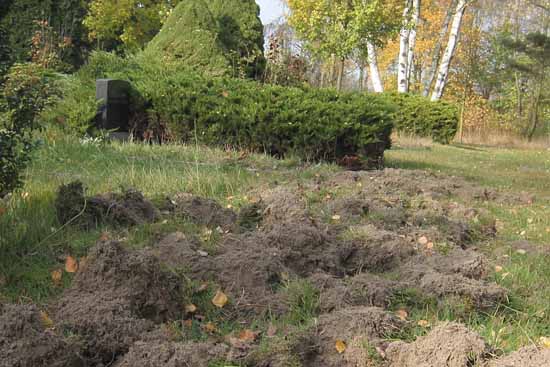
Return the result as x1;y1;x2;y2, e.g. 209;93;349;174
426;242;434;250
417;320;430;327
79;256;88;270
65;256;78;273
267;324;277;337
183;319;193;328
185;304;197;313
51;269;62;285
540;336;550;349
39;311;54;328
197;282;209;292
495;265;503;273
418;236;429;246
396;309;408;321
212;290;228;308
238;329;257;342
335;339;346;354
332;215;341;221
204;322;217;333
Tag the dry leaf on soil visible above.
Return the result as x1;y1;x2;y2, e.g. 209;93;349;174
418;236;429;246
197;282;209;292
65;256;78;273
212;290;228;308
396;309;408;321
183;319;193;328
204;322;217;333
335;340;347;354
267;324;278;337
238;329;257;342
39;311;54;328
540;336;550;349
79;256;88;269
417;320;430;327
185;304;197;313
51;269;63;285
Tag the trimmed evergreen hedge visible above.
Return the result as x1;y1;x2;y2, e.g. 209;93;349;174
384;93;459;144
141;71;395;166
45;52;395;167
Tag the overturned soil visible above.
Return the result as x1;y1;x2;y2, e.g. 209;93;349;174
2;168;545;366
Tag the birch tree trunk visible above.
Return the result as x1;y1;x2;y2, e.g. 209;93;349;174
407;0;421;84
398;0;412;93
367;41;384;92
431;0;468;101
422;0;456;97
359;64;364;91
336;58;345;91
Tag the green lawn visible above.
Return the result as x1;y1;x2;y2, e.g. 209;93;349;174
387;141;550;351
1;136;549;354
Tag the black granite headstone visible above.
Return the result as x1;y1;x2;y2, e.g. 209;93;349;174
95;79;130;131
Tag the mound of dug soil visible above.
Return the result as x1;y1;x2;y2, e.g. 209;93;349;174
485;346;550;367
56;181;159;228
114;340;229;367
55;240;183;365
307;306;405;367
0;303;83;367
166;193;237;230
386;322;487;367
7;168;540;366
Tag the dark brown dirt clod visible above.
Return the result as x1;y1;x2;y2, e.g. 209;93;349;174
55;181;159;228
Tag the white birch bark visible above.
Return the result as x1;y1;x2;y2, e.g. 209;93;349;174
367;41;384;92
398;0;412;93
422;0;456;97
431;0;468;101
406;0;421;84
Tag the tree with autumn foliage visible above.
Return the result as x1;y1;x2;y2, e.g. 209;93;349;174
286;0;403;90
84;0;182;51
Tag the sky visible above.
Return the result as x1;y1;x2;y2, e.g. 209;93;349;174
256;0;285;25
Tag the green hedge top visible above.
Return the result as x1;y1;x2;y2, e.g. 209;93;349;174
384;92;459;144
140;68;395;166
46;52;395;167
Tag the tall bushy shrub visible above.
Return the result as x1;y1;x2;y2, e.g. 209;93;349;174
209;0;266;78
144;0;229;76
384;93;459;144
0;63;59;196
144;0;265;78
0;26;12;83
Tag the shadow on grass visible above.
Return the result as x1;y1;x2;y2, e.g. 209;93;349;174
450;143;489;152
385;156;459;174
